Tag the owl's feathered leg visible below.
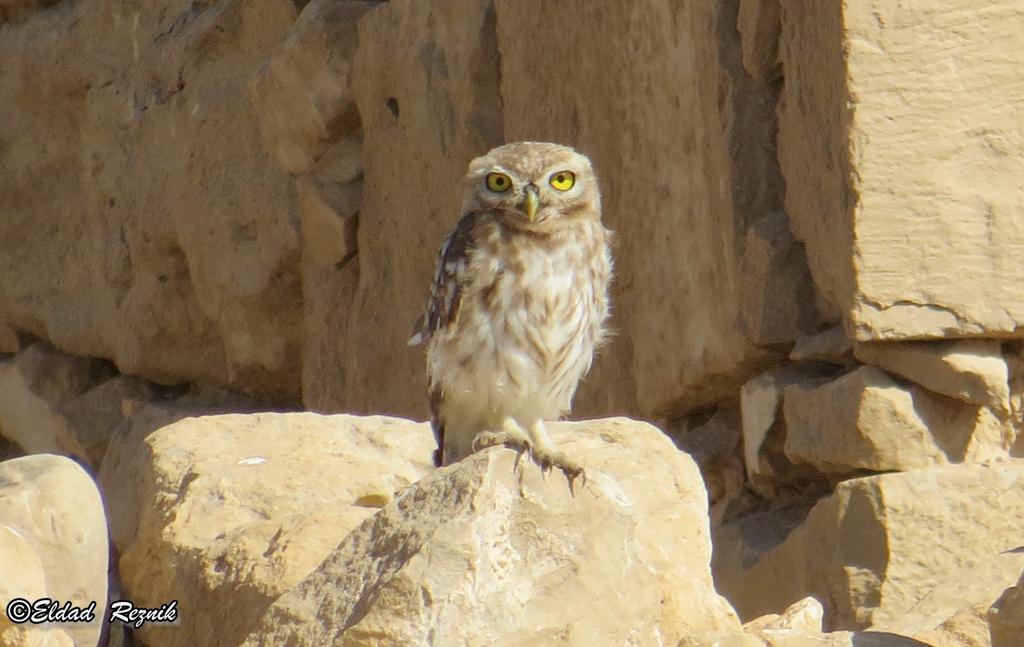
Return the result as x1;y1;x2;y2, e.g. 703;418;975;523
472;418;531;456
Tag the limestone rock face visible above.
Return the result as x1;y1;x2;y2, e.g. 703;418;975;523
110;413;434;647
782;366;1009;475
989;571;1024;647
869;548;1024;646
0;455;108;647
0;0;302;402
854;340;1011;415
779;1;1024;340
715;463;1024;629
0;341;154;466
737;0;782;81
243;418;743;646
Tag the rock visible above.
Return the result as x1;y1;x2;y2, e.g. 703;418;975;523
989;570;1024;647
790;326;854;365
242;418;743;646
0;455;107;647
110;413;434;647
672;405;745;519
778;2;1024;339
737;0;782;81
249;0;370;415
1009;345;1024;452
743;601;929;647
0;342;156;466
715;463;1024;629
740;366;831;480
296;131;363;413
0;0;302;402
739;213;823;346
251;0;374;175
744;597;824;643
870;547;1024;645
0;360;88;458
783;366;1010;475
854;340;1011;415
0;322;18;355
0;520;76;647
767;632;929;647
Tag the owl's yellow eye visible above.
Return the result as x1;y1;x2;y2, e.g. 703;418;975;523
486;172;513;192
549;171;576;191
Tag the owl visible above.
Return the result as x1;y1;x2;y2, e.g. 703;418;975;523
408;141;612;485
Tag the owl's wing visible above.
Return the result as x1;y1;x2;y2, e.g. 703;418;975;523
407;213;476;347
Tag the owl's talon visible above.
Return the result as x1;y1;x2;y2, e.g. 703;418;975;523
529;447;584;492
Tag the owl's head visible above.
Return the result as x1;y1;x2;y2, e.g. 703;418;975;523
462;142;601;228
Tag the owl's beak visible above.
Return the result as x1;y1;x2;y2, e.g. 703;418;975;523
522;184;540;222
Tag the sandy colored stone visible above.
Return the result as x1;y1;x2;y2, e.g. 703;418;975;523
295;130;362;412
790;326;854;365
0;522;70;647
870;548;1024;646
294;140;362;270
745;597;824;644
738;0;781;81
0;342;156;466
769;632;928;647
739;213;823;346
0;0;302;402
0;323;17;355
1009;345;1024;452
740;366;831;479
112;413;433;647
0;455;107;647
715;463;1024;629
778;1;1024;340
783;366;1010;475
855;340;1011;415
250;0;374;175
672;405;745;518
243;418;742;646
0;361;88;459
989;570;1024;647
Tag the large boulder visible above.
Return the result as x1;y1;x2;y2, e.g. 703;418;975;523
242;418;745;646
778;1;1024;339
0;0;302;402
107;413;434;647
0;455;108;647
715;462;1024;629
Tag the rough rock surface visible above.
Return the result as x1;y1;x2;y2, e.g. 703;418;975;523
0;521;75;647
869;548;1024;646
715;463;1024;629
783;366;1009;474
989;570;1024;647
854;340;1011;415
789;326;854;365
108;413;433;647
740;365;831;480
242;418;743;646
0;341;154;466
778;1;1024;339
0;0;302;402
737;0;781;81
0;455;108;647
